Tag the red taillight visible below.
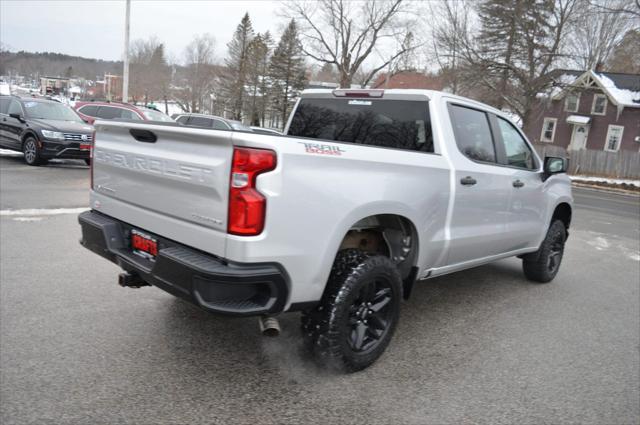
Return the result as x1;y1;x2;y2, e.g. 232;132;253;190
90;131;95;189
227;147;276;236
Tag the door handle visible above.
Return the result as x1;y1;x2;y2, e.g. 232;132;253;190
513;179;525;188
460;176;477;186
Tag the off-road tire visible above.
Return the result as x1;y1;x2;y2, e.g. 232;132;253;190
522;220;566;283
301;248;402;372
23;136;44;166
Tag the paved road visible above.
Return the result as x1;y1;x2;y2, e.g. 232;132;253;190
1;154;639;425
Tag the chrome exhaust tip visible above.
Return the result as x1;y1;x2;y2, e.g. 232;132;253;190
259;315;281;337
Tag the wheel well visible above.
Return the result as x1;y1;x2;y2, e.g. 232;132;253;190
338;214;418;282
552;203;572;229
21;131;38;147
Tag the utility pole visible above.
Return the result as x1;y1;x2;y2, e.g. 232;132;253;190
122;0;131;103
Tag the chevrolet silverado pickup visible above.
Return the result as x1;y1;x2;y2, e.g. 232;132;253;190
78;89;573;372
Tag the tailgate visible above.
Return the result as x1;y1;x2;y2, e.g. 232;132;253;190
92;121;232;248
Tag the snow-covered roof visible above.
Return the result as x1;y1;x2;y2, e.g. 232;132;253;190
591;72;640;108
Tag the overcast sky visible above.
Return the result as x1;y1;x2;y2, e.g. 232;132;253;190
0;1;285;63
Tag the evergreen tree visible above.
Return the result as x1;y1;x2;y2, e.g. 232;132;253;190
269;20;307;128
474;0;562;124
223;13;254;120
245;32;273;126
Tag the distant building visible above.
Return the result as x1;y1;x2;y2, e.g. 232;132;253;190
40;76;71;96
527;70;640;152
86;74;123;101
372;71;445;90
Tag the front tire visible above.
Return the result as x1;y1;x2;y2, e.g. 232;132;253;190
302;249;402;372
522;220;567;283
23;137;43;166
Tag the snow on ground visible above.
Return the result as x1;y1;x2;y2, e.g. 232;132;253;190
570;175;640;187
0;149;23;157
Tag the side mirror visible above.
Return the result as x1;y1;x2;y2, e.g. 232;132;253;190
9;113;25;123
543;156;568;180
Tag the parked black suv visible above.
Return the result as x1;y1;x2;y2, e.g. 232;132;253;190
0;95;94;166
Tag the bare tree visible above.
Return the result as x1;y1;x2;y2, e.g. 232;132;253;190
566;0;637;70
128;37;171;105
176;34;216;113
607;28;640;73
284;0;416;88
433;0;580;128
428;1;473;94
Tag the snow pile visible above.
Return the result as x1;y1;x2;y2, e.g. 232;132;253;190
592;72;640;108
570;175;640;187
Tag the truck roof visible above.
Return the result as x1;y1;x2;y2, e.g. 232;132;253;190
300;88;507;122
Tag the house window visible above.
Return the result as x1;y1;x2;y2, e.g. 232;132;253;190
591;94;607;115
565;93;580;112
540;117;557;143
604;125;624;152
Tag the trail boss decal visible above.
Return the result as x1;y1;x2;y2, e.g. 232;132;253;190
299;142;346;156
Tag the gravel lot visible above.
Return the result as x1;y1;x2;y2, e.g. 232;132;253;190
1;154;639;425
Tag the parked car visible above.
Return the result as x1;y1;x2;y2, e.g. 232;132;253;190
74;101;173;124
79;89;572;372
174;113;253;132
0;95;94;166
250;126;282;135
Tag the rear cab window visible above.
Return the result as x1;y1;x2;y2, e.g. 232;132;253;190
288;97;434;153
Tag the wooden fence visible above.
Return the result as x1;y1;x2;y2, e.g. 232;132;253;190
532;144;640;179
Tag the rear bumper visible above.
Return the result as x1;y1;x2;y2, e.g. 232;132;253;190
78;210;289;316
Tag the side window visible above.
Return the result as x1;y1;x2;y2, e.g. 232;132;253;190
78;105;98;117
448;104;496;163
0;98;10;114
496;117;536;169
96;106;120;120
540;117;557;143
591;94;607;115
8;100;22;116
176;116;189;124
188;116;214;127
564;93;579;112
120;109;142;120
604;125;624;152
212;119;229;130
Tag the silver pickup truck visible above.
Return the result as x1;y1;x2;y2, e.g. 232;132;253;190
78;89;572;372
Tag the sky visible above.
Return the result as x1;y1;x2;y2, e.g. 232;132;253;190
0;0;285;63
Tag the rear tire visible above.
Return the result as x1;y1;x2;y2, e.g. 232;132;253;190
22;137;43;166
301;249;402;372
522;220;567;283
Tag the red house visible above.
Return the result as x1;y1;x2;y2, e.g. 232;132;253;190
526;70;640;152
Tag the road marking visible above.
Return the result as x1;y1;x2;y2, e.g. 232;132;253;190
12;217;44;222
0;207;89;217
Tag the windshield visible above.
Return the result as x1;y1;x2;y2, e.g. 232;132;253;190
141;108;174;122
288;98;433;153
23;101;83;122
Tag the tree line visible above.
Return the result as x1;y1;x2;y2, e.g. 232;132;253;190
2;0;638;129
